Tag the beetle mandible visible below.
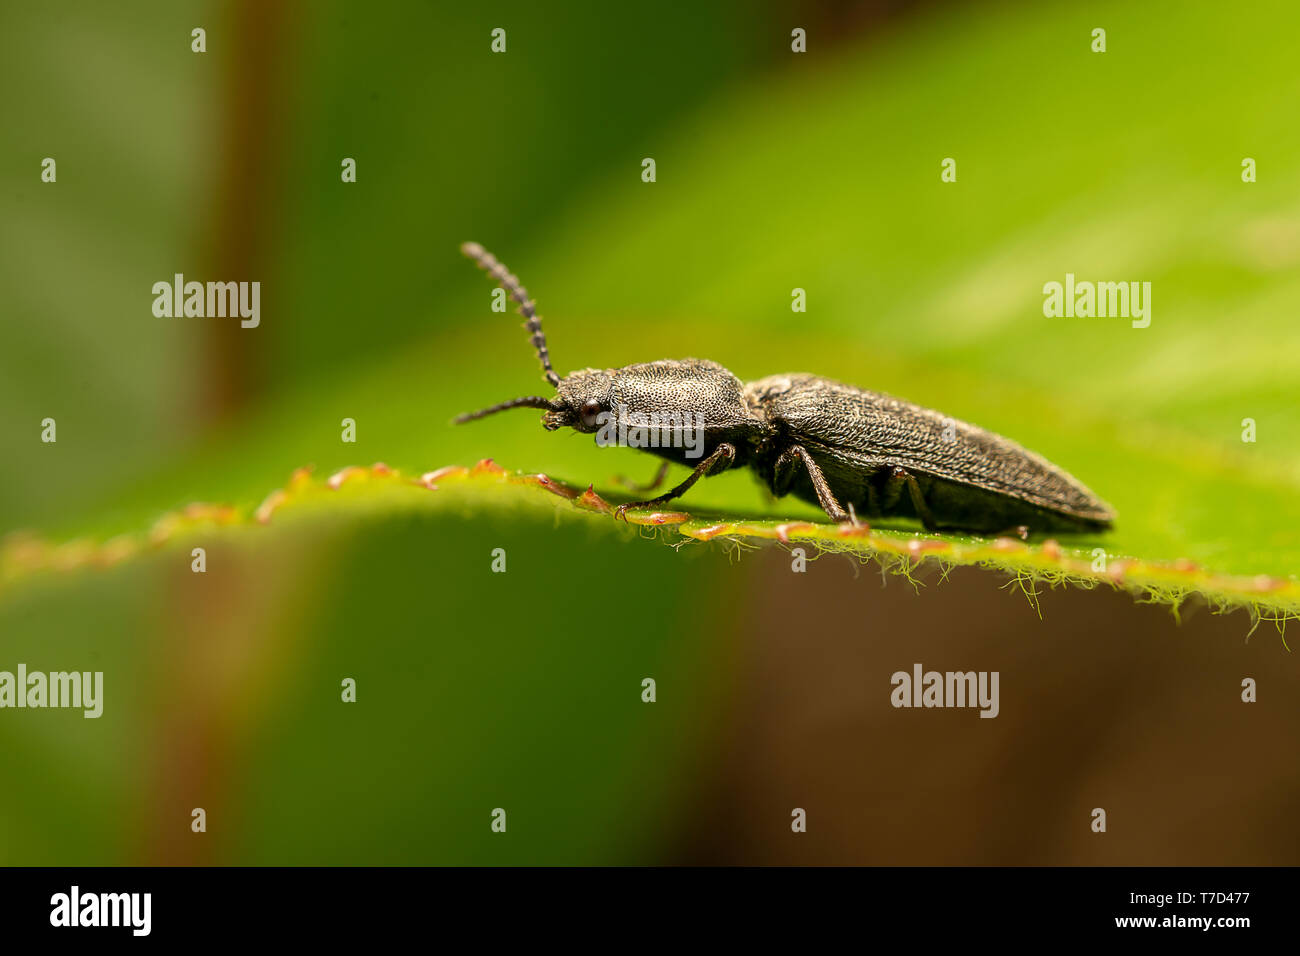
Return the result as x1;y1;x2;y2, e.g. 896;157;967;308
454;243;1115;535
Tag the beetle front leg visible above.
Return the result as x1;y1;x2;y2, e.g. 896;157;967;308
614;444;736;521
774;444;857;524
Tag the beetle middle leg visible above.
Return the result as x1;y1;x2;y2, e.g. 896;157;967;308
774;444;856;524
614;444;736;520
881;466;939;532
613;461;670;494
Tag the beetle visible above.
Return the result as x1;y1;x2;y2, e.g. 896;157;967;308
454;242;1115;535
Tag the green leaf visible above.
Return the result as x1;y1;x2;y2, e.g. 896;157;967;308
6;460;1296;630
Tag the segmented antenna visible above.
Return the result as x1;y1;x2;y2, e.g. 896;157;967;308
452;395;555;424
460;242;560;387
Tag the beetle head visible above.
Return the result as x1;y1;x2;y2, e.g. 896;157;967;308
452;245;755;442
544;369;615;432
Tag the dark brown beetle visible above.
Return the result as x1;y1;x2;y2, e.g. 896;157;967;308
455;243;1114;535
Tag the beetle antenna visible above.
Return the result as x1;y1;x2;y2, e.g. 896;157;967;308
461;242;561;387
452;395;556;425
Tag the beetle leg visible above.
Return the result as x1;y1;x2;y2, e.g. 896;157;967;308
613;461;670;494
863;482;882;516
884;466;939;533
776;444;854;523
771;446;800;496
615;444;736;520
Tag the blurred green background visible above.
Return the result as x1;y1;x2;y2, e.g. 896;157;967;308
2;0;1297;864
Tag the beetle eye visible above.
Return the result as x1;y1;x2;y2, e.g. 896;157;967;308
580;400;603;429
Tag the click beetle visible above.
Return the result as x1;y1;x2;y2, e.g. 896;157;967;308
454;242;1115;535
